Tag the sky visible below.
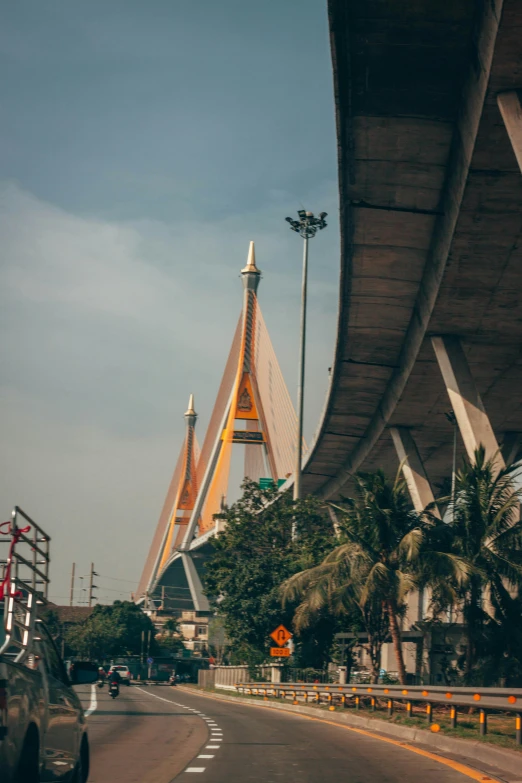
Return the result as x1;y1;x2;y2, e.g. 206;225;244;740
0;1;340;605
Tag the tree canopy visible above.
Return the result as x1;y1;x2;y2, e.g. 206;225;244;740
203;480;338;667
64;601;157;660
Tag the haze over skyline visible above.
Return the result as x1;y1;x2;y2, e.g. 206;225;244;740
0;1;340;604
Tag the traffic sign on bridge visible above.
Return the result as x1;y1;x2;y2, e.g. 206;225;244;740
270;624;292;646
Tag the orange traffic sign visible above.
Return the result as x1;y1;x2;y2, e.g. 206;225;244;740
270;624;292;646
270;647;291;657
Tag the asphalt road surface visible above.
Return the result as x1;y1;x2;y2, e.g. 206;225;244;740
76;684;499;783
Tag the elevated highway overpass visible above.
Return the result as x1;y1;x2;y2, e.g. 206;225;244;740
302;0;522;502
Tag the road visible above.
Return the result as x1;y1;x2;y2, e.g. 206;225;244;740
76;684;503;783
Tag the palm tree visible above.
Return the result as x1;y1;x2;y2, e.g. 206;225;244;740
284;470;436;684
430;446;522;682
282;545;390;683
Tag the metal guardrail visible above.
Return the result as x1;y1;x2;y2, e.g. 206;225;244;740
235;681;522;744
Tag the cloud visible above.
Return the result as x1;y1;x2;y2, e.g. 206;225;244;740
0;181;340;602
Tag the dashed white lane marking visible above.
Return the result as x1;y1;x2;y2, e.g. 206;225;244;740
134;688;223;768
198;755;214;759
85;684;97;717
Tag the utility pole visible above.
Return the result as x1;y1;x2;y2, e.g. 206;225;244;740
69;562;75;606
88;563;98;607
285;210;328;505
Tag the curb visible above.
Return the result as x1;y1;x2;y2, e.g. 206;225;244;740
178;686;522;778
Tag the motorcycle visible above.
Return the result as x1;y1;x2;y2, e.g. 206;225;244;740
97;679;104;689
109;680;120;699
168;673;177;687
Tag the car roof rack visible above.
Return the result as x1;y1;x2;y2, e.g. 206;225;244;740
0;506;51;663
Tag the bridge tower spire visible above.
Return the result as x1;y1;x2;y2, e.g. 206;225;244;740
135;393;200;604
178;241;296;549
136;242;299;610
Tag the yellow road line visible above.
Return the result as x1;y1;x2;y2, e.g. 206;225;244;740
179;688;501;783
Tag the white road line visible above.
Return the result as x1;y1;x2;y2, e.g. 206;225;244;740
85;684;97;717
198;755;214;759
186;768;205;773
206;746;220;749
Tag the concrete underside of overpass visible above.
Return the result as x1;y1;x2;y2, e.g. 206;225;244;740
302;0;522;498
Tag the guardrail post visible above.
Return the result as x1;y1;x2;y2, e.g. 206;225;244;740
516;713;522;745
387;699;393;717
292;691;298;705
304;691;308;703
450;707;457;729
355;695;360;711
370;697;376;712
406;701;412;719
426;703;432;724
479;709;487;736
341;694;346;709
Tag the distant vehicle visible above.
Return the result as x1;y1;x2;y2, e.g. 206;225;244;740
107;664;132;685
0;506;98;782
108;680;119;699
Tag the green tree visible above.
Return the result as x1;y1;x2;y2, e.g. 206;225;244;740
65;601;157;659
283;470;463;684
156;617;185;655
203;480;336;667
429;447;522;683
162;618;179;635
282;555;389;683
65;610;121;659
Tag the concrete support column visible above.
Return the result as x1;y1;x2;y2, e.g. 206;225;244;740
270;666;282;684
497;91;522;174
431;336;504;473
390;427;437;627
390;427;439;515
502;432;522;466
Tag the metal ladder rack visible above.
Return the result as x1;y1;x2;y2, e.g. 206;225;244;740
0;506;51;663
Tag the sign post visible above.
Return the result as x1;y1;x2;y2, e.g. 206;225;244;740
269;625;293;659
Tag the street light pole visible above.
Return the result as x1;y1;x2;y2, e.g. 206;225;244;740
295;235;309;503
285;210;328;502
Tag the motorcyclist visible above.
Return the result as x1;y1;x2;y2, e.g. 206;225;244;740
109;669;121;685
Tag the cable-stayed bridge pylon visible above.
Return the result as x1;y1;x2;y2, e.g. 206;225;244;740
135;243;299;614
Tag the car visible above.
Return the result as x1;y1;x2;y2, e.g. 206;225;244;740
107;664;132;685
